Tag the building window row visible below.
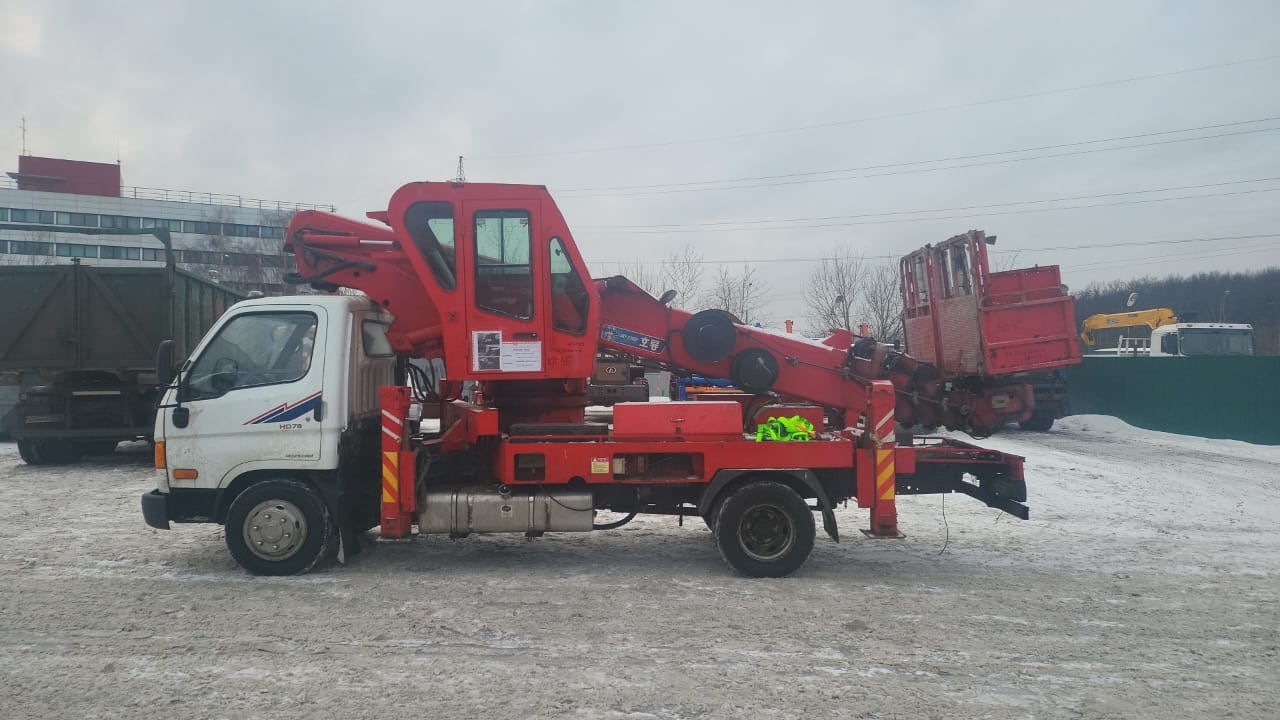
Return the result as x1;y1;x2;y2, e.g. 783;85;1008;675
0;206;287;239
5;240;54;255
1;240;296;269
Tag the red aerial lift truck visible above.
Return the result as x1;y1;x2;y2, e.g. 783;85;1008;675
143;181;1077;577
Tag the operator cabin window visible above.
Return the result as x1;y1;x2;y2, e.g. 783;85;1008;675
913;255;929;305
474;210;533;320
549;236;588;334
184;312;318;400
950;246;972;296
404;201;457;291
935;248;954;298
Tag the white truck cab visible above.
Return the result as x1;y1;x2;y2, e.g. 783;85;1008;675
1149;323;1254;357
143;295;396;573
1095;323;1255;357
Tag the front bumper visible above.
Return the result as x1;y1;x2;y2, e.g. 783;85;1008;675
141;490;170;529
141;488;219;529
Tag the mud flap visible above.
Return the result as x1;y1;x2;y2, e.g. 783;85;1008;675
700;468;840;543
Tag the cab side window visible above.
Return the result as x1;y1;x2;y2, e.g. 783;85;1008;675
404;201;456;291
549;236;588;334
184;312;317;400
474;210;533;320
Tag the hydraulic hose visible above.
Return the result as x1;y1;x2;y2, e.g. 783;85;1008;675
592;512;637;530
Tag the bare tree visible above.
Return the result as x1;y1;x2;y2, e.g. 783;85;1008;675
195;207;296;293
603;244;705;309
802;246;866;336
991;250;1021;272
21;229;61;266
660;243;706;310
707;264;770;326
609;258;662;297
858;259;904;345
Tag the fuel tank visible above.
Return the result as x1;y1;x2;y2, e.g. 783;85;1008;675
418;486;594;536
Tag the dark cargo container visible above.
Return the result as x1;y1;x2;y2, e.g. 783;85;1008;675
0;262;244;463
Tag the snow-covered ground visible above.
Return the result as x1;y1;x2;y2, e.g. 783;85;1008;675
0;416;1276;718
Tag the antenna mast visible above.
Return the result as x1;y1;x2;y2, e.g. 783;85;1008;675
454;155;466;183
20;117;27;156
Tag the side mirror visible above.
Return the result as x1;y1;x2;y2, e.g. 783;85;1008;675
658;289;677;307
210;357;239;394
156;340;177;387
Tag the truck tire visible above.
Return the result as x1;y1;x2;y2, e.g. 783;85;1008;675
714;480;815;578
1018;411;1055;432
17;440;44;465
17;439;81;465
224;479;333;576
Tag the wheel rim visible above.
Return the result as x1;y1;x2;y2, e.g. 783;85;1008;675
737;503;795;562
242;499;308;562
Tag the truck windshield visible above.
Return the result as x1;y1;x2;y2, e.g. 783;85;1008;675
185;312;318;399
1178;329;1254;356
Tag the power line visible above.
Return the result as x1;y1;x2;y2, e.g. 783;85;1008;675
1068;239;1280;272
587;233;1280;267
576;177;1280;231
561;117;1280;195
576;187;1280;236
558;125;1280;198
475;54;1280;161
697;239;1280;302
738;241;1280;304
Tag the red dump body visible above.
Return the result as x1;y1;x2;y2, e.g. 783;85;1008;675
901;231;1080;376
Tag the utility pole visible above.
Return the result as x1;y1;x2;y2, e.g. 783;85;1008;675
1269;299;1278;356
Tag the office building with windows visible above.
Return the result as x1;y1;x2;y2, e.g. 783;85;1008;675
1;155;334;295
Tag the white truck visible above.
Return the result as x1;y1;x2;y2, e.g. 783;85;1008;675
1098;322;1255;357
143;295;396;574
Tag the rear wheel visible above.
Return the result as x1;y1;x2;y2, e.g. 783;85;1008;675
17;440;43;465
17;439;81;465
225;479;333;576
714;480;815;577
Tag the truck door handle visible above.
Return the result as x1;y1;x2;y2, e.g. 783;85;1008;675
514;332;539;339
313;401;324;421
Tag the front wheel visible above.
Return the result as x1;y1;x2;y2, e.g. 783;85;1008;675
224;479;333;576
714;480;815;578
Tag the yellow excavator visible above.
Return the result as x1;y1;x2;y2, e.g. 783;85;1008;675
1079;308;1179;348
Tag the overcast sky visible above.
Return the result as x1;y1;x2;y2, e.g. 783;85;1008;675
3;0;1278;325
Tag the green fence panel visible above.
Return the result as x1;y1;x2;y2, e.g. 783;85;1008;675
1068;356;1280;445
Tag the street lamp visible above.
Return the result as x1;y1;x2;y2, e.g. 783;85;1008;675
834;293;850;331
